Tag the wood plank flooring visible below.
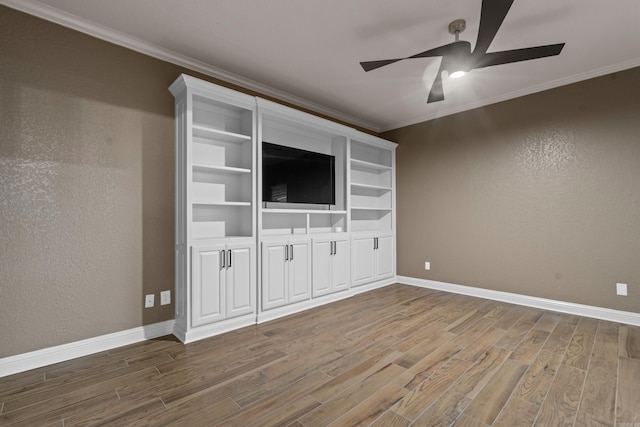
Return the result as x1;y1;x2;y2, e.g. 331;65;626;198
1;284;639;426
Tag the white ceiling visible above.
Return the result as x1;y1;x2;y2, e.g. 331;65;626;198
5;0;640;132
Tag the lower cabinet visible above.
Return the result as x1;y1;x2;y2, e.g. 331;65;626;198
351;234;394;287
261;237;311;311
312;236;349;297
191;241;256;327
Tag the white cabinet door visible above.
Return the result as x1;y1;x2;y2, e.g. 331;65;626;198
261;239;288;310
351;236;375;287
375;235;394;280
226;243;255;319
312;239;332;297
332;238;349;292
191;244;226;327
289;240;311;303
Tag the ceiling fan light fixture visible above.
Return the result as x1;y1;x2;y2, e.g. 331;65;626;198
450;70;466;78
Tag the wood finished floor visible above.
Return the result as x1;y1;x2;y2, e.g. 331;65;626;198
1;284;639;426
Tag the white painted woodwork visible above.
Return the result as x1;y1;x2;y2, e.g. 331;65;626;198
191;244;225;327
172;74;396;341
375;235;394;280
289;240;311;303
332;239;349;292
261;238;311;310
351;236;376;287
225;243;256;319
261;239;288;310
312;237;349;297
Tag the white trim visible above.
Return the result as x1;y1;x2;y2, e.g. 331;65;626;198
351;277;397;295
397;276;640;327
257;290;354;324
1;0;380;133
177;314;257;344
0;320;175;378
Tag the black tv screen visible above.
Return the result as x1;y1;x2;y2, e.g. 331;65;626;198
262;142;335;205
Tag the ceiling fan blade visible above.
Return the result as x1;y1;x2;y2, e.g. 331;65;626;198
473;0;514;56
473;43;565;69
409;42;460;59
427;64;446;103
360;42;460;72
360;59;403;72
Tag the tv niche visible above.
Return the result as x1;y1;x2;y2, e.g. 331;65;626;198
262;142;335;205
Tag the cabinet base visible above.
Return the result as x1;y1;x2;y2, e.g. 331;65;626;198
174;313;257;344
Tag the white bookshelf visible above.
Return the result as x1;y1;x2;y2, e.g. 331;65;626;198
170;75;257;343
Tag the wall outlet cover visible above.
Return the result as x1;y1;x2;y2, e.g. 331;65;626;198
616;283;628;296
160;290;171;305
424;261;431;270
145;294;155;308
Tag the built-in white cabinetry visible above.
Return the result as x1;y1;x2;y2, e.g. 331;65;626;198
261;237;311;310
170;75;257;343
312;236;349;297
351;234;394;287
191;241;256;326
171;74;396;341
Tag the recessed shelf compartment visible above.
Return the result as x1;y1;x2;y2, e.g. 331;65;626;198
350;209;392;232
192;204;252;239
262;209;347;236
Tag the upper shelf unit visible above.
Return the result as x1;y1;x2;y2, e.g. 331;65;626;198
349;137;396;232
170;75;257;241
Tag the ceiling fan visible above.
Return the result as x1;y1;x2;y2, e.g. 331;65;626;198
360;0;565;103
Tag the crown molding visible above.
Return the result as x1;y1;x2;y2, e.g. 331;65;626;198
1;0;381;133
382;56;640;131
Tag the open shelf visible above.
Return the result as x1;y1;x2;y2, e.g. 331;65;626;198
350;158;392;172
193;164;251;174
192;204;253;239
192;124;251;143
263;209;347;215
351;182;392;192
351;207;392;212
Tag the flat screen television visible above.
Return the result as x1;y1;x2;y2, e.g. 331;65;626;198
262;142;335;205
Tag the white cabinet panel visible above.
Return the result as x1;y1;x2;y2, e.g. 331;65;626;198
289;240;311;303
313;237;350;297
376;235;394;280
312;240;332;297
191;245;225;327
332;239;349;292
262;240;288;310
226;243;255;318
351;234;393;287
351;236;375;287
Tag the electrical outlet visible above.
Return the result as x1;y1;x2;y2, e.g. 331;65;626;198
145;294;155;308
616;283;628;296
424;261;431;270
161;290;171;305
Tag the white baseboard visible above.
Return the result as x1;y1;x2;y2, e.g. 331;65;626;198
0;320;175;378
397;276;640;327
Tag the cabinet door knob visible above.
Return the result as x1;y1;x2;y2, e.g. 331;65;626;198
290;245;294;260
220;250;226;269
227;249;232;267
285;244;289;261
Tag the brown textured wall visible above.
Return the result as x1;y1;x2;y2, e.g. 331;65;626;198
0;6;182;357
383;67;640;313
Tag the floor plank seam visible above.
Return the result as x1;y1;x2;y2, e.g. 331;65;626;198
572;320;598;427
531;319;582;426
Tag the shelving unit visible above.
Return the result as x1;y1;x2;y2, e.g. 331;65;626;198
349;139;394;233
170;74;397;341
170;75;257;343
